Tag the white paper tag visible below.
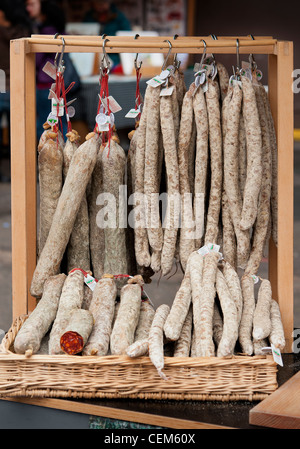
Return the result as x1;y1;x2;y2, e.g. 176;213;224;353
229;75;242;87
46;112;59;126
197;245;210;257
48;83;57;100
262;345;283;366
125;108;140;118
160;85;174;97
42;61;57;80
251;274;260;284
101;95;122;113
146;76;165;88
84;273;97;291
51;97;64;116
197;243;222;260
271;344;283;366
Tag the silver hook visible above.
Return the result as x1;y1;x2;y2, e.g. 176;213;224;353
54;33;65;73
199;39;207;67
236;39;240;76
173;34;181;70
134;34;142;70
249;34;257;70
100;37;111;75
162;39;173;70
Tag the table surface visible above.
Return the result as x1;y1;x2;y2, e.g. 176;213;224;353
1;353;299;429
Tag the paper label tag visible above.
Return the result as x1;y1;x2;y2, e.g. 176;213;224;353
84;273;97;291
48;83;57;100
146;76;165;88
251;274;260;284
229;75;242;87
101;95;122;113
42;61;57;80
197;243;222;260
47;112;59;126
160;85;174;97
125;108;140;118
261;345;283;366
51;97;64;116
271;344;283;366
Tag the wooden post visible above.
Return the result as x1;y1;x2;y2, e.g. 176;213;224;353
268;41;294;352
10;39;37;319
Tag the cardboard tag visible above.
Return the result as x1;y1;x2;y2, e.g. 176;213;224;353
251;274;260;284
47;112;59;126
197;243;222;260
229;75;242;88
101;95;122;113
160;85;174;96
146;76;165;88
84;273;97;291
51;97;64;116
261;345;283;366
125;108;140;119
42;61;57;80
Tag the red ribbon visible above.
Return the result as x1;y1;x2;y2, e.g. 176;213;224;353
95;69;112;155
135;67;142;120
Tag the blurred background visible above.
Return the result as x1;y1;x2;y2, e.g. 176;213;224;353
0;0;299;333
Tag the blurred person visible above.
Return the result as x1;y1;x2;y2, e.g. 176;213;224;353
26;0;80;138
0;0;31;181
84;0;131;71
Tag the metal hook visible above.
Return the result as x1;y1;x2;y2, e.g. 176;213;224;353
236;38;240;76
249;34;257;70
162;39;173;70
100;37;111;75
199;39;207;67
173;34;181;70
54;33;65;73
134;34;142;70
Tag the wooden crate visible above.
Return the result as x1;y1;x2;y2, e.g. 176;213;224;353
9;35;294;354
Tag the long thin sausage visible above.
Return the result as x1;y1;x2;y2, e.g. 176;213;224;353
163;256;192;341
38;135;63;256
215;268;238;357
144;85;163;271
193;86;209;249
110;281;142;354
101;139;128;279
63;131;91;272
88;143;105;279
178;83;197;270
149;304;170;380
204;78;223;245
48;269;85;354
134;88;151;268
83;274;117;356
244;84;272;275
240;76;262;230
239;274;255;355
14;273;66;355
223;83;250;268
160;91;180;276
30;133;99;298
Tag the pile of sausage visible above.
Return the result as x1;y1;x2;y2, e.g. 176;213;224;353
131;60;278;278
14;55;285;374
164;248;285;361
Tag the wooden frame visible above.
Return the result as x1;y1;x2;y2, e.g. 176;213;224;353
10;35;294;352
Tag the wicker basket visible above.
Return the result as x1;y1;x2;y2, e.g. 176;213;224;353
0;315;278;401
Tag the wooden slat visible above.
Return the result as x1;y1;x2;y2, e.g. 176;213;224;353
268;41;294;352
10;40;37;319
250;371;300;429
26;35;277;55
